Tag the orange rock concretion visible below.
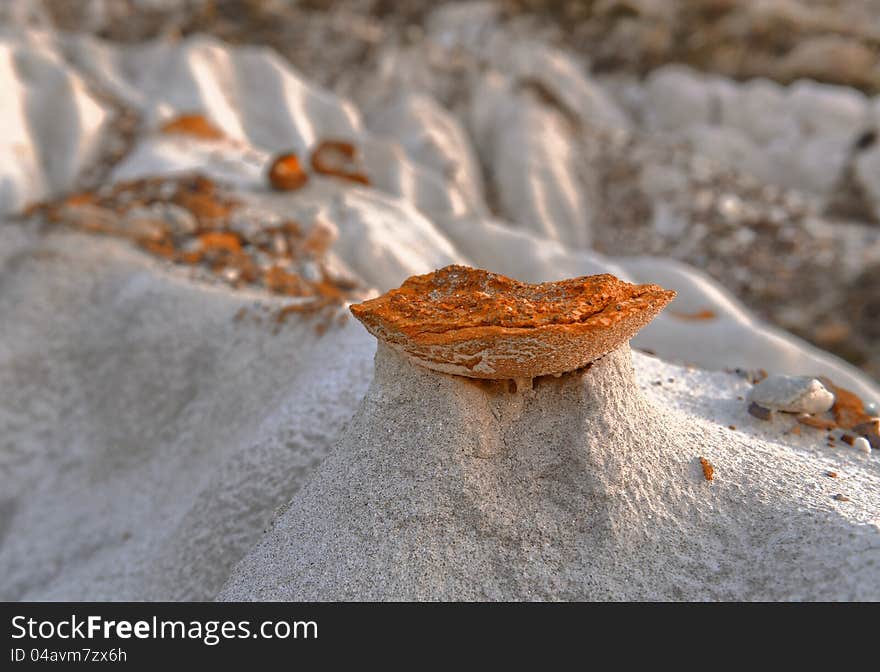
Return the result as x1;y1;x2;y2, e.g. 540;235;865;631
350;265;676;380
818;376;873;429
268;153;309;191
699;457;715;481
160;114;225;140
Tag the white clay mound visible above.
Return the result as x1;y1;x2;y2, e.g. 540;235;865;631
0;226;374;600
219;344;880;601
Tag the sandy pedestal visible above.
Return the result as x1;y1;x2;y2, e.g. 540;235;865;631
220;343;880;601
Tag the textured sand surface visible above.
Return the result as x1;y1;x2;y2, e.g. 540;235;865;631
220;344;880;601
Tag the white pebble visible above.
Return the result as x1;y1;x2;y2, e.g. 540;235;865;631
160;203;198;235
853;437;872;455
746;375;835;414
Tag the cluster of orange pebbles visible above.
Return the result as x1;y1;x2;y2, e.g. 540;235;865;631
25;172;361;329
795;378;880;450
20;115;376;331
159;112;370;191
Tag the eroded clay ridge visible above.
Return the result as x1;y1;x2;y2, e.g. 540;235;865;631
350;265;676;380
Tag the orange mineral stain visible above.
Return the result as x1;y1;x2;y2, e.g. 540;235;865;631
160;113;225;140
818;377;873;429
263;266;309;296
669;308;717;321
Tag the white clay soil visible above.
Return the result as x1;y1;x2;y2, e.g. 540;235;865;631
220;344;880;601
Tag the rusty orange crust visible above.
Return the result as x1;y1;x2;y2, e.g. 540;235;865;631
350;265;676;379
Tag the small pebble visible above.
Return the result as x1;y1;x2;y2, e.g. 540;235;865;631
852;420;880;445
748;401;773;421
699;457;714;481
853;437;872;455
833;494;850;502
747;375;835;414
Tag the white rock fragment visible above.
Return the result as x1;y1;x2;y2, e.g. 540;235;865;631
643;65;713;132
853;437;872;455
747;375;835;414
787;80;868;139
159;203;198;235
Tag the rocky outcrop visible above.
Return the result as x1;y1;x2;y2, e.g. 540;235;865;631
350;265;674;380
